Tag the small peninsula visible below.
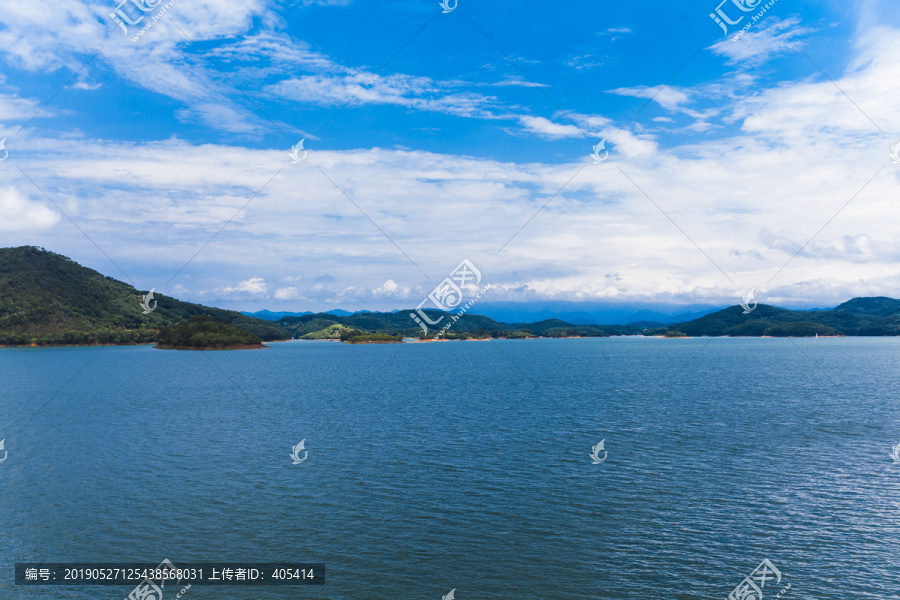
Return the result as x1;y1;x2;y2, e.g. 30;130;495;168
156;316;265;350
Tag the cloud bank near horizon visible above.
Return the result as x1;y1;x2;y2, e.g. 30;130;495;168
0;0;898;312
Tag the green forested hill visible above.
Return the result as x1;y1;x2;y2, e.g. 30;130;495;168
656;297;900;337
0;246;289;345
5;246;900;343
278;310;641;339
157;315;263;349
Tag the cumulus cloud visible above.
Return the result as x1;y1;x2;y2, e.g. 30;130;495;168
373;279;411;298
2;5;899;312
0;188;60;231
274;286;300;300
223;277;268;295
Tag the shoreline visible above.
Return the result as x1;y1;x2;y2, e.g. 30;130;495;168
0;334;863;349
154;343;267;350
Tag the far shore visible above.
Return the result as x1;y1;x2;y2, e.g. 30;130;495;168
0;334;857;348
154;343;267;350
0;341;157;348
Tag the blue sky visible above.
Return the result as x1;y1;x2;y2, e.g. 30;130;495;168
0;0;898;313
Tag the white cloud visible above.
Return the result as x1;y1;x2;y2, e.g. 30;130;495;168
66;81;102;91
0;187;60;231
611;85;691;112
223;277;267;295
489;78;549;88
373;279;410;298
709;18;813;66
3;9;899;311
266;73;500;119
0;0;274;133
0;96;41;122
274;286;300;300
565;55;604;70
518;116;584;139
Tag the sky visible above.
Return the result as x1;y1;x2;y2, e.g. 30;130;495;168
0;0;898;313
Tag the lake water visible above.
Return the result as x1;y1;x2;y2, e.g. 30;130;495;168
1;337;899;599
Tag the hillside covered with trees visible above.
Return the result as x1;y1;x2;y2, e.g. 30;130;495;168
652;297;900;337
0;246;289;345
5;246;900;344
276;311;644;340
156;316;264;349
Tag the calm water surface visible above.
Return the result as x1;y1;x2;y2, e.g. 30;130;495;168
1;337;899;599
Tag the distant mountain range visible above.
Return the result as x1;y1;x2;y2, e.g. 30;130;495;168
243;308;369;320
459;302;728;325
3;246;900;345
653;297;900;337
243;304;725;325
269;297;900;339
275;311;645;340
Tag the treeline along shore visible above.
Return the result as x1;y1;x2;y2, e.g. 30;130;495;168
3;246;900;348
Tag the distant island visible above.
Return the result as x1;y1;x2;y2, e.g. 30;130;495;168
3;245;900;347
